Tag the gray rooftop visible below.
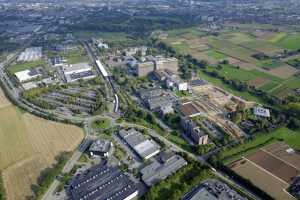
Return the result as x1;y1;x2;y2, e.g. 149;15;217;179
67;163;138;200
140;152;187;186
89;139;112;153
119;129;160;160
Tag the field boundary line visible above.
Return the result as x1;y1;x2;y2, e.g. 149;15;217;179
261;148;300;171
283;188;297;199
242;156;289;185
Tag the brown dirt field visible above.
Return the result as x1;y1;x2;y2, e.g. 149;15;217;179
0;89;11;109
0;88;84;200
232;159;295;200
268;65;299;79
246;150;300;184
247;77;269;88
263;142;300;170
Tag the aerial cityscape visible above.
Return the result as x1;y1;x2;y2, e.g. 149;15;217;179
0;0;300;200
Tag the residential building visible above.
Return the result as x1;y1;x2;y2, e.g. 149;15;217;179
154;70;188;91
119;128;160;160
63;63;96;83
89;139;113;157
181;117;209;145
140;152;187;186
136;61;155;77
67;163;139;200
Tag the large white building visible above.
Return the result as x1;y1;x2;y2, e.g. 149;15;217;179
15;68;43;83
17;47;42;62
63;63;96;83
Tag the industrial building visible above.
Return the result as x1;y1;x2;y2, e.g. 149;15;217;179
17;47;42;62
67;163;139;200
63;63;96;83
182;179;248;200
139;88;177;111
253;106;270;118
15;67;44;83
180;101;204;118
136;61;155;77
140;152;187;186
49;56;65;67
119;128;160;160
89;139;113;158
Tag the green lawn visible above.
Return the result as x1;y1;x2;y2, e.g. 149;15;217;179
64;49;89;64
206;50;227;60
258;81;279;92
268;32;287;43
258;60;282;69
220;127;300;164
277;33;300;50
7;60;46;74
91;118;111;129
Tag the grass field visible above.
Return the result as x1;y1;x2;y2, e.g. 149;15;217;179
268;32;287;43
0;89;84;200
7;60;46;74
163;27;300;98
277;33;300;50
91;118;111;129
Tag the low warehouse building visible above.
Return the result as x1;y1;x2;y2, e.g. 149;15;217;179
15;67;44;83
67;163;139;200
63;63;96;82
119;128;160;160
141;152;187;186
89;139;113;158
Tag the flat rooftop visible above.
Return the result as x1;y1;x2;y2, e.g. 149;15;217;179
141;152;187;186
67;163;138;200
180;102;202;117
119;128;160;160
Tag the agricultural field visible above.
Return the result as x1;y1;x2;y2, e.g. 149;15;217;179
162;26;300;98
0;88;84;200
231;159;294;200
229;142;300;200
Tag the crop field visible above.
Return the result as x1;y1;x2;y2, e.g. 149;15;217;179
0;89;84;200
231;159;294;200
230;141;300;200
163;27;300;98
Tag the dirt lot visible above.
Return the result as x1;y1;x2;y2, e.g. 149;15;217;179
0;88;84;200
246;149;300;184
247;77;269;88
268;65;299;79
231;159;295;200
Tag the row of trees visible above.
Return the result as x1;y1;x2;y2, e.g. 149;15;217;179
0;172;5;200
27;152;71;200
143;159;211;200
